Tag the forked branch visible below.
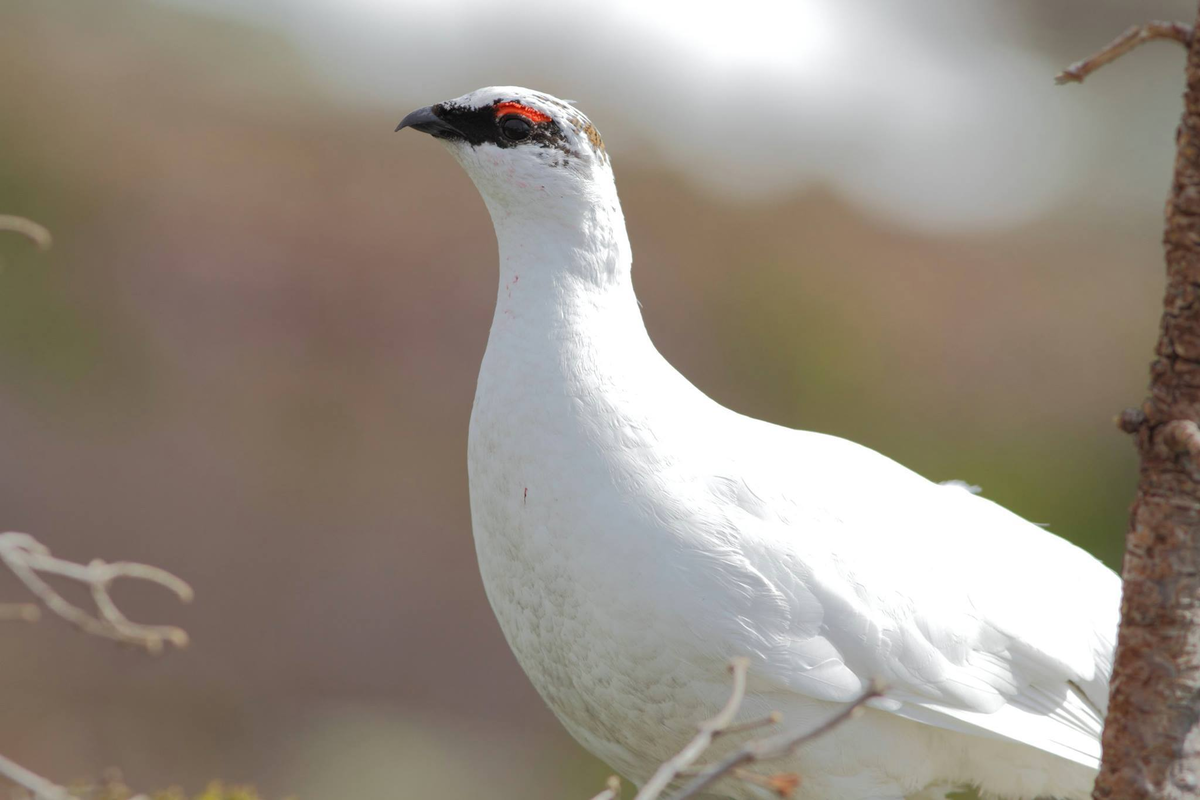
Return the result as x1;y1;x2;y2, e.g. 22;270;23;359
0;533;190;799
632;657;753;800
1056;21;1193;84
671;679;883;800
0;531;193;652
593;658;885;800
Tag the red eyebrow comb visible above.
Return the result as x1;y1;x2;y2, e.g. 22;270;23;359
494;102;552;124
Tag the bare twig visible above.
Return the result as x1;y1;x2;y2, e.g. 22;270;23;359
599;659;886;800
0;215;52;250
0;534;191;799
0;762;155;800
670;679;885;800
588;776;622;800
0;531;192;652
0;751;76;800
1056;21;1193;85
714;711;783;739
632;657;751;800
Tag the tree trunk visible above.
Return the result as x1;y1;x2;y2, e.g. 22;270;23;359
1094;5;1200;798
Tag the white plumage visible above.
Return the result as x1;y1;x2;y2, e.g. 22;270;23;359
398;87;1121;799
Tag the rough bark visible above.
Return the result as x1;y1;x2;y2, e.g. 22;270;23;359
1094;6;1200;798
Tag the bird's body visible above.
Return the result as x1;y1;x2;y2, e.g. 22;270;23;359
399;87;1122;799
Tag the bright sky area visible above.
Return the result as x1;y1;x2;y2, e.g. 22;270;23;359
163;0;1190;233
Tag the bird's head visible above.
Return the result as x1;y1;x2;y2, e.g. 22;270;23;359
396;87;612;217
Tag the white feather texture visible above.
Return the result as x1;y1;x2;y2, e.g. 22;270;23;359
419;86;1121;799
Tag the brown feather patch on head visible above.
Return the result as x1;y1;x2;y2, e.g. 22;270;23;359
583;123;605;153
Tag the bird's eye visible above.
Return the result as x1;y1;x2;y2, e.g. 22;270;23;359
500;115;533;142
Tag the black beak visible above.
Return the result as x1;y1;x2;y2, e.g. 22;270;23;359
395;105;463;140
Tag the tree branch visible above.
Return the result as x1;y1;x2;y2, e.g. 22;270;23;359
631;656;752;800
1078;7;1200;799
1056;21;1193;85
0;533;190;799
592;660;885;800
0;215;52;250
669;679;884;800
0;752;78;800
587;776;622;800
0;531;193;653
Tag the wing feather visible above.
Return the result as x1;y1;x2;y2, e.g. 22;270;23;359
728;428;1121;769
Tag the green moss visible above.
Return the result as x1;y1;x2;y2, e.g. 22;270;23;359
163;782;271;800
80;775;283;800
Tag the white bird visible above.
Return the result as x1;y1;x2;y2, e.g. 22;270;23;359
397;87;1121;800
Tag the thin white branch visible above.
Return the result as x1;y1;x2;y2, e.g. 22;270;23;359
0;533;193;799
0;532;192;652
0;215;52;250
0;752;76;800
588;776;622;800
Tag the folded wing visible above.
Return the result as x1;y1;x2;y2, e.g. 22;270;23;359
733;431;1121;769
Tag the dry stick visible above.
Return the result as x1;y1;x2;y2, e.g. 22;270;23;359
0;534;191;800
715;710;783;739
608;659;884;800
0;532;193;652
0;759;155;800
0;215;52;250
0;752;77;800
669;679;885;800
631;657;752;800
588;776;622;800
1056;21;1193;85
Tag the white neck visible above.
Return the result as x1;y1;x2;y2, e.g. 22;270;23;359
480;164;642;339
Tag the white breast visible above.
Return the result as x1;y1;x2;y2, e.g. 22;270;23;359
466;287;721;777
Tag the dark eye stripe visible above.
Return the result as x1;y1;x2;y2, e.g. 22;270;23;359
432;100;576;156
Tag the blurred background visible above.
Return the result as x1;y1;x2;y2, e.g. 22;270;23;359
0;0;1191;796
